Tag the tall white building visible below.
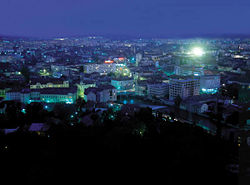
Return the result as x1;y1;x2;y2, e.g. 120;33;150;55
136;53;142;66
169;78;200;100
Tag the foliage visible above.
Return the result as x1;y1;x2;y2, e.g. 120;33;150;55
20;65;30;83
0;101;239;184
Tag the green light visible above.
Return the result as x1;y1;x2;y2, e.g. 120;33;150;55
21;109;26;114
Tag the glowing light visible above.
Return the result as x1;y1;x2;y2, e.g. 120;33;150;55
234;55;243;59
105;60;114;64
191;47;204;57
56;38;65;41
201;88;218;94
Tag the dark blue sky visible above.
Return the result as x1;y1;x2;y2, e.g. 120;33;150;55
1;0;250;38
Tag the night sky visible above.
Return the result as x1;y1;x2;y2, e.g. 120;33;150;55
1;0;250;38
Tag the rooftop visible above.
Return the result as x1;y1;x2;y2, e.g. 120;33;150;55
33;87;77;95
85;85;115;95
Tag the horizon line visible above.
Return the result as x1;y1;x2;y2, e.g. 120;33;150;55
1;33;250;40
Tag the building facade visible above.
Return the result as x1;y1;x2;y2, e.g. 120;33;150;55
147;83;169;98
200;75;220;94
111;78;134;93
84;85;117;103
20;88;77;104
30;80;69;89
169;78;200;100
84;63;118;74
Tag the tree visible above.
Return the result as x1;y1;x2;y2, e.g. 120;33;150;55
25;102;44;123
75;98;86;112
79;65;84;73
31;55;38;64
53;104;75;125
226;111;239;125
20;66;30;83
174;95;182;117
174;95;182;108
221;83;239;100
5;101;22;127
208;109;223;138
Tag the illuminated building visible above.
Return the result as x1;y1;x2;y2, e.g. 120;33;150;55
84;85;117;103
20;88;77;104
200;75;220;94
84;63;119;74
40;88;77;104
174;65;204;76
51;64;66;72
111;78;134;93
30;80;69;89
169;78;200;100
51;64;71;77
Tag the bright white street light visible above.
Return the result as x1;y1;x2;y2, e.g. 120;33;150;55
191;47;204;57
